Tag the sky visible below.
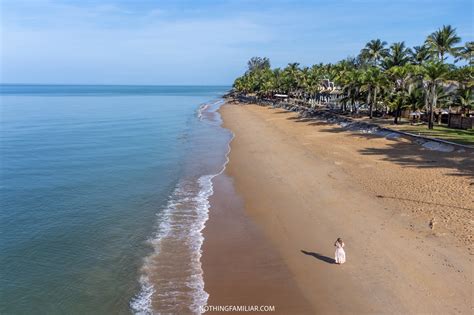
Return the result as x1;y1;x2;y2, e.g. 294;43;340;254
0;0;472;85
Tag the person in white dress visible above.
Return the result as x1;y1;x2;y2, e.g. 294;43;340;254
334;238;346;264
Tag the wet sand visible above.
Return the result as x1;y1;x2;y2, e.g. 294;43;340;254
202;174;312;314
203;103;473;314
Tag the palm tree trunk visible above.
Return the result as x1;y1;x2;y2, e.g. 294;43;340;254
343;91;350;112
428;84;435;129
428;102;434;129
431;85;438;129
394;99;401;124
369;88;377;119
367;88;370;116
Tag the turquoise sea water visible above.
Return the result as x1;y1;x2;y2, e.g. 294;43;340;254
0;85;231;314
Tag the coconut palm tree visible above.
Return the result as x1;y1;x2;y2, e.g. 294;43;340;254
298;67;311;100
409;45;431;65
272;68;284;93
341;69;363;113
455;41;474;66
453;88;474;114
450;65;474;91
233;76;246;93
232;28;465;125
419;61;452;129
307;65;325;105
382;42;411;69
361;69;373;111
282;63;301;96
361;67;387;118
333;60;360;112
425;25;461;62
386;65;415;124
360;39;389;66
406;86;425;112
258;68;276;97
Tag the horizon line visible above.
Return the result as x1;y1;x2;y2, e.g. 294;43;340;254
0;83;233;87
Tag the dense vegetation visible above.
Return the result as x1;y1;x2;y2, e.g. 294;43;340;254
233;25;473;129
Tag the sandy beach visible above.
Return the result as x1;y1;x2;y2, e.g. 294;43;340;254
203;103;473;314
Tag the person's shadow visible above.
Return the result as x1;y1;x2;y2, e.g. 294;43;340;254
301;250;335;264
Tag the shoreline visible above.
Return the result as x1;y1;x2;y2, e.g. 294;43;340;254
202;101;312;313
202;173;312;314
202;102;472;313
130;97;233;314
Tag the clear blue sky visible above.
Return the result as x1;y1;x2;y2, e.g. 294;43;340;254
1;0;472;85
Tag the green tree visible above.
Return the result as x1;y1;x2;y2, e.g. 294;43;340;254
333;59;359;111
361;67;387;118
272;68;284;93
453;88;473;113
405;86;425;111
455;41;474;66
386;65;415;124
307;65;325;105
409;45;431;65
426;25;461;62
360;39;389;66
419;61;452;129
282;63;302;96
382;42;411;69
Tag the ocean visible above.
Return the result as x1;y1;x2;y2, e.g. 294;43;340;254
0;85;232;314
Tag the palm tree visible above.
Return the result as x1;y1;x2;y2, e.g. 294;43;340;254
361;69;373;113
455;41;474;66
426;25;461;62
307;65;324;106
453;88;474;114
258;68;276;97
409;45;431;65
382;42;411;69
360;39;389;66
298;67;311;100
232;27;465;126
333;59;359;111
272;68;283;93
361;67;387;118
233;76;246;93
450;66;474;91
419;61;451;129
406;86;425;112
282;63;301;96
386;65;415;124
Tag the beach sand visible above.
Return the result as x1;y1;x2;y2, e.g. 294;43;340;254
202;174;312;314
203;103;473;314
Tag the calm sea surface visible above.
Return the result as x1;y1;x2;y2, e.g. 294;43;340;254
0;85;231;314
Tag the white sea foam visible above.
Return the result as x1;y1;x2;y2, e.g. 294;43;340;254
129;276;155;314
198;99;225;122
197;104;209;120
130;102;234;315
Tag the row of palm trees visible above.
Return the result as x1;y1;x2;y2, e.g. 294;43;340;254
233;25;473;129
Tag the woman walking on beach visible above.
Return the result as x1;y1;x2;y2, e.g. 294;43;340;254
334;238;346;264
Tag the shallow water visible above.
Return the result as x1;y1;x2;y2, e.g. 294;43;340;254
0;85;231;314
